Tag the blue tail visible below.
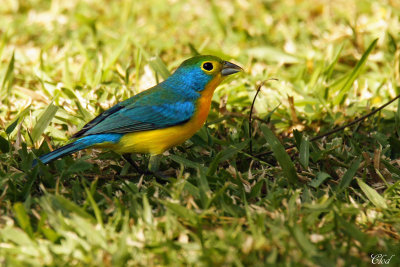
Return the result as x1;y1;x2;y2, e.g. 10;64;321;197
32;133;123;167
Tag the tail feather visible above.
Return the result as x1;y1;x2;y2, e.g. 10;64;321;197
32;141;89;167
32;133;123;167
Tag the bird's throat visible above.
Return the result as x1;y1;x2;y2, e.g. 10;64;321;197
196;74;223;124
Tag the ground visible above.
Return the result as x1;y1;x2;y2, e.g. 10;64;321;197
0;0;400;266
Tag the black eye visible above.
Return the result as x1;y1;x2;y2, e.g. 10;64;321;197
203;62;214;71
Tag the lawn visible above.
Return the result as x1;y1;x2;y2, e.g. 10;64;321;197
1;0;400;266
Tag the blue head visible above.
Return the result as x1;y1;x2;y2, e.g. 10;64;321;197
161;55;242;94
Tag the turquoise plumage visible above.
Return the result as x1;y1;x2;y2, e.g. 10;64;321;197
33;55;242;167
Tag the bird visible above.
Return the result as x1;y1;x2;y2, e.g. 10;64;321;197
32;55;242;170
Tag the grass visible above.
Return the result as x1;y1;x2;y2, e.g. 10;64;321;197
1;0;400;265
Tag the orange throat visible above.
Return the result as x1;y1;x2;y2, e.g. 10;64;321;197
195;73;223;126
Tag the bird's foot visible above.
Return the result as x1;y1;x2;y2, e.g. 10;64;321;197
122;154;168;183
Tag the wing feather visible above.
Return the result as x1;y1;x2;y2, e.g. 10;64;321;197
72;84;199;138
74;101;195;137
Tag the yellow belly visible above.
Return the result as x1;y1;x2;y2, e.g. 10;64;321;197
104;74;222;155
109;119;203;155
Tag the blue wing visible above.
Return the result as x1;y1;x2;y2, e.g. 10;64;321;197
81;101;195;136
73;85;197;138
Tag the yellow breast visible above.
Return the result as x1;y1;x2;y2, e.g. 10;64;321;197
107;74;222;155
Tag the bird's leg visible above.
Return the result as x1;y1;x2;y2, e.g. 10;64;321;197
148;154;168;182
122;154;147;175
148;154;162;173
123;154;167;182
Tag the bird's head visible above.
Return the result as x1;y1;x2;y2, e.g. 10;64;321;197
163;55;242;94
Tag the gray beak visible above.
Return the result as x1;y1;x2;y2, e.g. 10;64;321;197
221;61;243;76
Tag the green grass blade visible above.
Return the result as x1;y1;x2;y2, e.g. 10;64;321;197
333;38;378;105
310;172;331;188
197;168;210;208
134;48;143;91
290;224;316;256
160;200;198;226
13;203;33;238
75;100;94;122
104;36;129;71
5;106;30;135
46;195;94;221
1;50;15;96
169;154;203;169
207;142;247;176
31;103;59;143
357;179;388;209
260;125;298;185
0;135;9;153
142;194;153;224
0;32;7;59
83;184;103;227
324;43;344;80
338;158;361;192
62;54;73;88
396;98;400;137
188;43;200;55
299;136;310;169
148;56;171;80
336;214;369;244
0;226;34;247
5;118;19;136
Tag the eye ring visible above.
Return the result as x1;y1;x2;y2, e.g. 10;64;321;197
202;62;214;71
